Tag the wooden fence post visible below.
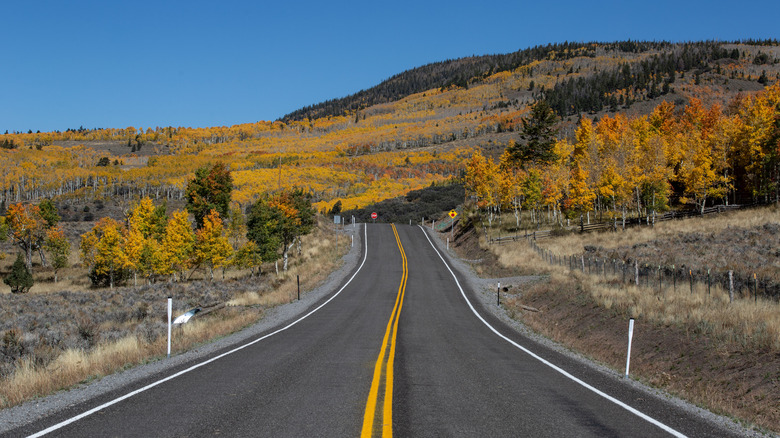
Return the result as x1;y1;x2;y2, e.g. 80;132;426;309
689;270;693;295
728;270;734;303
634;260;639;286
754;273;758;304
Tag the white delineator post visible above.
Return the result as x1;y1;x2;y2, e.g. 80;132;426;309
167;297;172;358
625;318;635;378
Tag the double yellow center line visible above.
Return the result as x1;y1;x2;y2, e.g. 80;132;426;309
361;224;408;438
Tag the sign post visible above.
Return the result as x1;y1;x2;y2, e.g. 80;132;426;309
449;210;457;239
625;318;635;378
167;297;172;358
370;212;377;222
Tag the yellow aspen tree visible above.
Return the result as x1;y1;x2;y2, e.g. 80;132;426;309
521;167;543;226
127;197;167;284
494;166;515;239
636;117;672;213
159;210;194;281
80;218;127;289
6;203;47;270
128;197;157;238
499;149;527;232
123;227;145;286
464;151;491;206
568;160;596;229
464;150;500;234
569;121;597;227
675;99;730;213
192;210;233;281
732;85;778;199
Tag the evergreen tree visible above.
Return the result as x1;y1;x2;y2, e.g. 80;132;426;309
246;198;283;264
186;162;233;229
4;253;33;293
508;101;559;167
38;199;59;228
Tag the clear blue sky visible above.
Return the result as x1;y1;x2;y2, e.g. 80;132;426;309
2;0;778;133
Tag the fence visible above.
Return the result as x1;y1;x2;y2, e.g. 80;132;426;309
489;203;757;243
478;201;779;301
528;239;780;302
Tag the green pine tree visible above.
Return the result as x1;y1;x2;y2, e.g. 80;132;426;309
4;253;33;294
186;163;233;229
507;100;559;167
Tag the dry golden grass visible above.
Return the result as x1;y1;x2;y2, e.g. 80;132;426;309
1;311;260;408
493;231;780;350
0;220;350;409
538;204;780;257
227;221;350;307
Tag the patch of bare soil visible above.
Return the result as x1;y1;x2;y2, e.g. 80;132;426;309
508;278;780;433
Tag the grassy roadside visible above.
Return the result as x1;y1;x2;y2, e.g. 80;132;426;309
0;220;351;409
452;206;780;433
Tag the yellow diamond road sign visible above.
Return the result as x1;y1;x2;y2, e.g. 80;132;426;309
449;210;457;219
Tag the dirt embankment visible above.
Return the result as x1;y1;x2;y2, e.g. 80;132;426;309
514;280;779;433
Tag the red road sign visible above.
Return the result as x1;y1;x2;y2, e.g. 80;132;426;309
371;212;378;220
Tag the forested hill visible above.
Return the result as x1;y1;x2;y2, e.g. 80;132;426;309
280;39;778;122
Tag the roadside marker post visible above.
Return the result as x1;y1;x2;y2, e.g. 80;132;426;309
497;282;501;306
625;318;635;378
297;275;300;301
167;297;172;359
448;210;457;240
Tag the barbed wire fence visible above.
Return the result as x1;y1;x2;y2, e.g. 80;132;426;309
486;202;779;302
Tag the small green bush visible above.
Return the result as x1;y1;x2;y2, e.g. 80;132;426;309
4;254;33;294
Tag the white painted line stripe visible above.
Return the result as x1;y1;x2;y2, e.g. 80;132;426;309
28;225;370;438
417;226;687;438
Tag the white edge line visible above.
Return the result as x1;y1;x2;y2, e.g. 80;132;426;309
28;224;369;438
417;226;687;438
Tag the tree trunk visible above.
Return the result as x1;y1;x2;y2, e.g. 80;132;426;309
38;247;48;268
24;244;33;271
284;242;295;272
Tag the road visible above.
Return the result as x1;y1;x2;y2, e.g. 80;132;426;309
8;224;742;437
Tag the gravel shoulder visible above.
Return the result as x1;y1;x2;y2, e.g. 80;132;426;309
0;226;365;434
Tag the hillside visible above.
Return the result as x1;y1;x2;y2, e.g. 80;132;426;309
281;40;778;122
0;40;778;216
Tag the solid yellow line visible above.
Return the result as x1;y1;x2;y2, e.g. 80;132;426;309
383;224;407;438
361;224;408;438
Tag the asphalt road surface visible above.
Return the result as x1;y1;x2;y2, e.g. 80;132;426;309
8;224;743;437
